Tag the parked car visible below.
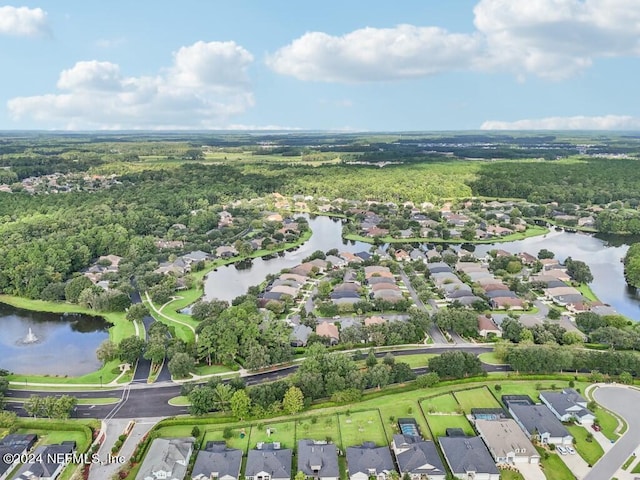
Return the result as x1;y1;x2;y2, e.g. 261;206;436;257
567;446;576;455
591;424;602;431
556;446;568;455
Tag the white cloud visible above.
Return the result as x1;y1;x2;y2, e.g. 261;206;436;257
0;5;49;37
267;24;482;82
481;115;640;130
268;0;640;82
95;37;126;49
8;41;255;129
474;0;640;79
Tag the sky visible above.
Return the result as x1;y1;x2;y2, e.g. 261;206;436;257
1;0;639;131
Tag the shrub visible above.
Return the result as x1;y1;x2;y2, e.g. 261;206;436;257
191;426;201;438
494;384;502;391
223;427;233;439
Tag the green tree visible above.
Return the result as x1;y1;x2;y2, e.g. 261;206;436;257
565;257;593;284
188;386;216;416
230;389;252;420
117;336;146;365
64;276;94;303
282;386;305;415
126;303;149;322
96;339;118;364
168;352;195;379
538;249;555;259
212;383;233;413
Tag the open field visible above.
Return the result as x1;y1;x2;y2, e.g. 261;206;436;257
338;411;387;448
426;414;474;438
6;359;126;386
203;427;250;452
479;351;505;365
454;387;501;411
422;393;459;413
250;421;296;449
297;416;340;447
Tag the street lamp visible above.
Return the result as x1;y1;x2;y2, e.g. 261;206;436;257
99;375;103;388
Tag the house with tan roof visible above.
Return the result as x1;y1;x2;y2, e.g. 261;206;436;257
316;322;339;344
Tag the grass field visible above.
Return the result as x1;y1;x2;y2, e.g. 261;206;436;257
593;406;622;441
499;470;525;480
297;416;340;447
392;354;437;368
422;393;459;413
536;447;575;480
339;411;387;448
250;421;296;449
204;427;250;452
425;414;474;438
7;359;125;385
567;425;604;466
454;387;501;411
478;351;505;365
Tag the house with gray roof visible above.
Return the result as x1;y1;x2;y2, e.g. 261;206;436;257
539;388;595;424
136;437;195;480
0;434;38;480
291;324;313;347
438;436;500;480
508;404;573;445
245;443;292;480
475;419;540;465
346;442;394;480
192;442;242;480
391;435;446;480
13;442;76;480
297;440;339;480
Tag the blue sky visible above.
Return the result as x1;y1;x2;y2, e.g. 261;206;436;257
1;0;639;131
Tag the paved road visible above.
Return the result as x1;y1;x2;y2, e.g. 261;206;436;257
584;386;640;480
6;345;497;419
399;268;449;344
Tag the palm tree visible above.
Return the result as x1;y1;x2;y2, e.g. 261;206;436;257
212;383;233;412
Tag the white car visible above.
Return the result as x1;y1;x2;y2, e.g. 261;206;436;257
556;446;568;455
566;446;576;455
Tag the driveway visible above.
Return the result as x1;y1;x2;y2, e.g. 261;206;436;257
559;448;591;479
516;462;546;480
584;386;640;480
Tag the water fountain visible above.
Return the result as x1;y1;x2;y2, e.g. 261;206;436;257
22;327;38;344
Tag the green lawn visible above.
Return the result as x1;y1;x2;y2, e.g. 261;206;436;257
392;354;437;368
204;427;250;452
632;457;640;474
250;421;296;449
422;393;459;413
536;447;575;480
567;425;604;466
478;351;505;365
297;415;340;447
454;387;501;411
7;359;125;385
499;469;525;480
426;414;474;438
574;283;599;302
594;406;622;441
338;411;387;448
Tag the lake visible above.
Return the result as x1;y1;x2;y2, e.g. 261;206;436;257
204;215;370;302
205;217;640;320
0;303;110;376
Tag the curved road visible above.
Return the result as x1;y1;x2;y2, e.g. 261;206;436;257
4;345;499;419
584;386;640;480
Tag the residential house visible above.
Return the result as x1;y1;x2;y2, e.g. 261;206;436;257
474;419;540;465
477;315;502;338
297;440;339;480
13;442;75;480
316;323;339;345
438;436;500;480
182;250;210;264
539;389;595;424
192;442;242;480
136;437;195;480
346;443;395;480
245;443;292;480
216;246;238;258
364;316;386;327
291;325;314;347
394;249;410;262
489;297;524;310
0;434;38;480
507;404;573;445
391;435;446;480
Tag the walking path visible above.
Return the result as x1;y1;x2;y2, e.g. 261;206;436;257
145;292;198;341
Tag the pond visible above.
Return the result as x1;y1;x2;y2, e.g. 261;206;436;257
0;303;110;376
205;215;640;320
